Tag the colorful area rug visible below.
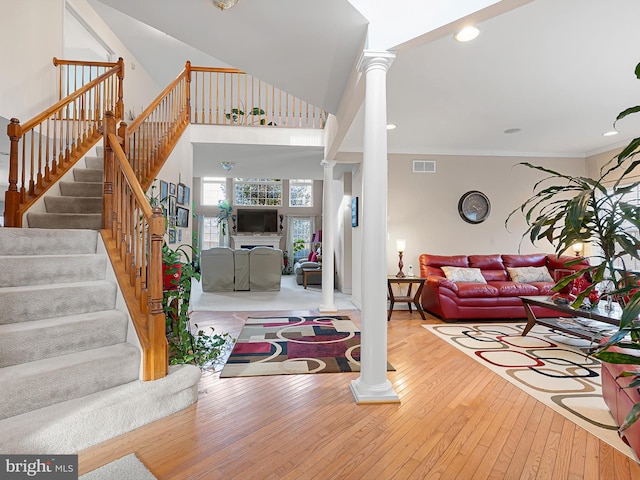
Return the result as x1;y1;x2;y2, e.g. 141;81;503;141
220;315;393;378
423;322;639;462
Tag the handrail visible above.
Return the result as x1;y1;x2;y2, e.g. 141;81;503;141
190;66;326;128
102;114;167;381
123;63;191;191
3;58;124;227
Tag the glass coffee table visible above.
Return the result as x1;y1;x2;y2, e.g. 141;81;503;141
519;295;622;341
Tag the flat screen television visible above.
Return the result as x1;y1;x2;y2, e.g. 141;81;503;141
236;209;278;233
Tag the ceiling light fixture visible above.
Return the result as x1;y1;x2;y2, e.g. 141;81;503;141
221;161;235;171
386;124;397;130
213;0;239;10
454;26;480;42
603;130;619;137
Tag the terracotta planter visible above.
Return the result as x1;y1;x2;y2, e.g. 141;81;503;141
163;263;183;291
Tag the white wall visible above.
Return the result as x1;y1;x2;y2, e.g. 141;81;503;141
383;153;586;276
153;127;194;254
0;0;64;120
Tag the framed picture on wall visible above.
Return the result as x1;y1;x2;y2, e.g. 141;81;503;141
169;196;176;217
169;183;177;196
160;180;168;202
168;228;177;244
177;183;185;205
178;229;182;242
183;186;190;207
351;196;359;227
177;206;189;228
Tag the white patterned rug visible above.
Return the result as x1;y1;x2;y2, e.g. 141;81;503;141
80;453;156;480
423;322;639;463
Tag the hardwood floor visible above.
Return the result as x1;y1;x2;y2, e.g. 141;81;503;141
78;309;640;479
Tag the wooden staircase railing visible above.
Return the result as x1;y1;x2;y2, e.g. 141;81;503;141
53;57;121;101
3;58;124;227
102;112;167;381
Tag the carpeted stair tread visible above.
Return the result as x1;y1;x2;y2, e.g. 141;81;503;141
73;168;103;183
0;342;140;420
0;228;98;255
0;364;201;454
0;280;116;324
0;310;128;367
27;213;102;230
44;196;102;214
85;155;103;170
59;181;103;197
0;253;106;287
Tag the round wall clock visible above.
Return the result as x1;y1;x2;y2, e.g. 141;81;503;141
458;190;491;224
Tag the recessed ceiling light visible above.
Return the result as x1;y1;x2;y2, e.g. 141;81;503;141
603;130;619;137
504;128;521;134
386;124;397;130
454;26;480;42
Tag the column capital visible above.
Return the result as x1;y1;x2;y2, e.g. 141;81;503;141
321;159;337;168
357;50;396;73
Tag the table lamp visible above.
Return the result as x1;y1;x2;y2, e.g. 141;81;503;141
396;239;406;278
572;242;583;257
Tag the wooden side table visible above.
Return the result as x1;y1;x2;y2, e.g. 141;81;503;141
302;267;322;289
387;276;426;321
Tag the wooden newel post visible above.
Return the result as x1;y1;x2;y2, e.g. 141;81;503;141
4;118;22;227
103;112;116;231
148;207;168;380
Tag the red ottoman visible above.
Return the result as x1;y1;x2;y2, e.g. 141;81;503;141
600;348;640;458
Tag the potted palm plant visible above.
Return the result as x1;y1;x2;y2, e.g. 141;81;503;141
506;61;640;444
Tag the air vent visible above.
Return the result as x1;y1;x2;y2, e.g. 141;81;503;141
413;160;436;173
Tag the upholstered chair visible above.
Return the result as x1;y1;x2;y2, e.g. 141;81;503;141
200;247;235;292
249;247;283;291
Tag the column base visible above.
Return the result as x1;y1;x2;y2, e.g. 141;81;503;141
319;304;337;313
349;378;400;404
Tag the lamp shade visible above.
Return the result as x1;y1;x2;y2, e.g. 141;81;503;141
312;230;322;243
396;239;406;253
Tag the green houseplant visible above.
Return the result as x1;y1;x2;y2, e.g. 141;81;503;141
163;242;234;368
506;61;640;434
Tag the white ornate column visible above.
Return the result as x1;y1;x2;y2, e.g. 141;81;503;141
320;159;337;312
350;50;399;404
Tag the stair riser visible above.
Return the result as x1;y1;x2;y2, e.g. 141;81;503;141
0;229;98;255
27;213;102;230
59;182;103;197
0;311;129;367
0;281;116;324
85;156;103;170
0;254;106;287
0;344;140;420
73;169;103;183
44;197;102;214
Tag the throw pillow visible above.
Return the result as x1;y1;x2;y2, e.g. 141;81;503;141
441;266;487;283
507;266;553;283
310;251;318;262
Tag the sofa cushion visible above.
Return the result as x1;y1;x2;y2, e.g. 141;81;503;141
469;254;504;269
507;266;553;283
455;282;499;298
488;281;540;297
419;254;469;277
442;266;487;283
502;254;547;268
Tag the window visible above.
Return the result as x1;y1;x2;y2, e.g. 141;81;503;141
606;183;640;272
289;217;314;263
289;179;313;207
234;178;282;206
201;216;221;249
202;177;226;206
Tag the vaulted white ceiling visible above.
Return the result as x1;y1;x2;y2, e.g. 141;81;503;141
87;0;640;178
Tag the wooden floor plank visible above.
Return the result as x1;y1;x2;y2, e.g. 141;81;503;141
76;310;640;479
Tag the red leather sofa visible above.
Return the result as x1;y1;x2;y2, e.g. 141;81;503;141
419;253;587;322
